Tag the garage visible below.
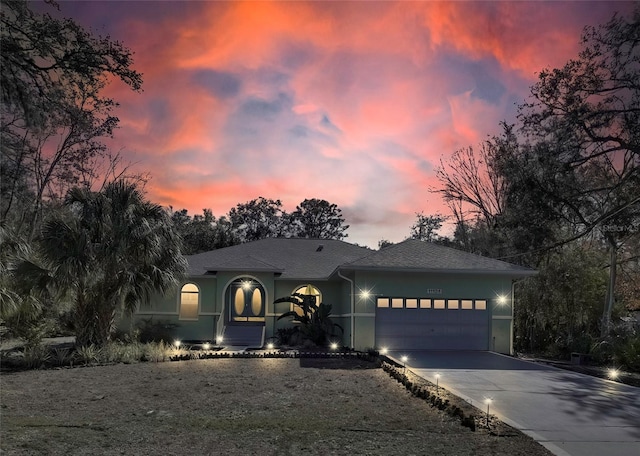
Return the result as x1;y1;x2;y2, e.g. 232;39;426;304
374;297;490;351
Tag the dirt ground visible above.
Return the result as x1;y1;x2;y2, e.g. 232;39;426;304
0;357;553;456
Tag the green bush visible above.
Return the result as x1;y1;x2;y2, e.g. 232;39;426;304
75;344;101;365
22;344;51;369
144;341;170;363
613;334;640;371
590;325;640;372
135;318;178;343
51;347;73;366
275;327;298;346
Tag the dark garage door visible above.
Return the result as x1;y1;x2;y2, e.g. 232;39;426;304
375;306;489;351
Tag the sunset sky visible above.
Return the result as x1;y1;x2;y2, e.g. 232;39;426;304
44;1;634;248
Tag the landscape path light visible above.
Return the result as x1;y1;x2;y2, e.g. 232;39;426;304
380;347;388;355
608;368;620;381
485;398;492;427
330;342;339;350
266;342;274;350
202;342;211;350
401;355;408;373
174;340;181;349
435;373;441;396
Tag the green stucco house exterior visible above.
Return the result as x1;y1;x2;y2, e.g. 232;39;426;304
123;238;535;354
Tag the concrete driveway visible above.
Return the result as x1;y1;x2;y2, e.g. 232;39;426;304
390;351;640;456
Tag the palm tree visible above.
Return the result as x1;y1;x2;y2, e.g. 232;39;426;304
0;224;26;317
0;225;49;346
38;180;187;348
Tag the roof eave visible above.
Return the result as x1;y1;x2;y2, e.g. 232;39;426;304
339;265;537;277
275;276;332;281
203;266;285;274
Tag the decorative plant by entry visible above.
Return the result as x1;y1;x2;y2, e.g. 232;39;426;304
274;292;343;346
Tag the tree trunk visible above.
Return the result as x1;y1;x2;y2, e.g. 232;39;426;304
601;240;617;337
74;293;114;349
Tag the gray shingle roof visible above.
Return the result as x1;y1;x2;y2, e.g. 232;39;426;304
186;238;535;279
186;238;372;279
342;239;535;275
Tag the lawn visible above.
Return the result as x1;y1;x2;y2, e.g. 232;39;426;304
1;358;553;455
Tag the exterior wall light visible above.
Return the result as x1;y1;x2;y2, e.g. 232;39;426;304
496;295;508;305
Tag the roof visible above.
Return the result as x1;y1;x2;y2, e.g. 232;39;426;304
186;238;372;279
341;239;536;276
186;238;535;279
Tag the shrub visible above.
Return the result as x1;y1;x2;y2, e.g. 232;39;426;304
135;318;178;343
2;308;55;349
144;341;170;363
462;416;476;431
51;347;73;366
275;327;298;345
22;344;51;369
613;334;640;371
75;344;101;365
101;341;125;363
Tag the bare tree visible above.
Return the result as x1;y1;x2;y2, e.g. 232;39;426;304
1;0;143;236
433;132;508;229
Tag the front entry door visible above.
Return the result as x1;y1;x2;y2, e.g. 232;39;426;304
229;280;265;323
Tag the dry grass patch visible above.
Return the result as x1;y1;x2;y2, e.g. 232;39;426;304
1;358;552;455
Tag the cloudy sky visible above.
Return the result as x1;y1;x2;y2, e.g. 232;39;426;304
45;1;633;248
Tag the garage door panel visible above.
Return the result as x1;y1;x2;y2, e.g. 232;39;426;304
375;308;489;351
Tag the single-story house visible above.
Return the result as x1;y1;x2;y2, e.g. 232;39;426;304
122;238;536;354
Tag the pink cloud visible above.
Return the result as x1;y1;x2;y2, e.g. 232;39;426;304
61;0;630;248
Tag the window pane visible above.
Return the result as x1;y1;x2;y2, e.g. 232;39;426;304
182;283;198;293
377;298;390;308
448;299;459;309
461;299;473;310
179;283;199;320
406;298;418;308
475;300;487;310
234;288;244;315
251;288;263;316
434;299;445;309
181;292;198;305
419;299;431;309
391;298;404;308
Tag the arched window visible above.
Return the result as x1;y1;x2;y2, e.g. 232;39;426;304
179;283;199;320
292;284;322;317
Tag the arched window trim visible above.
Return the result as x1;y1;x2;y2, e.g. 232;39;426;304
225;276;267;323
178;282;200;321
